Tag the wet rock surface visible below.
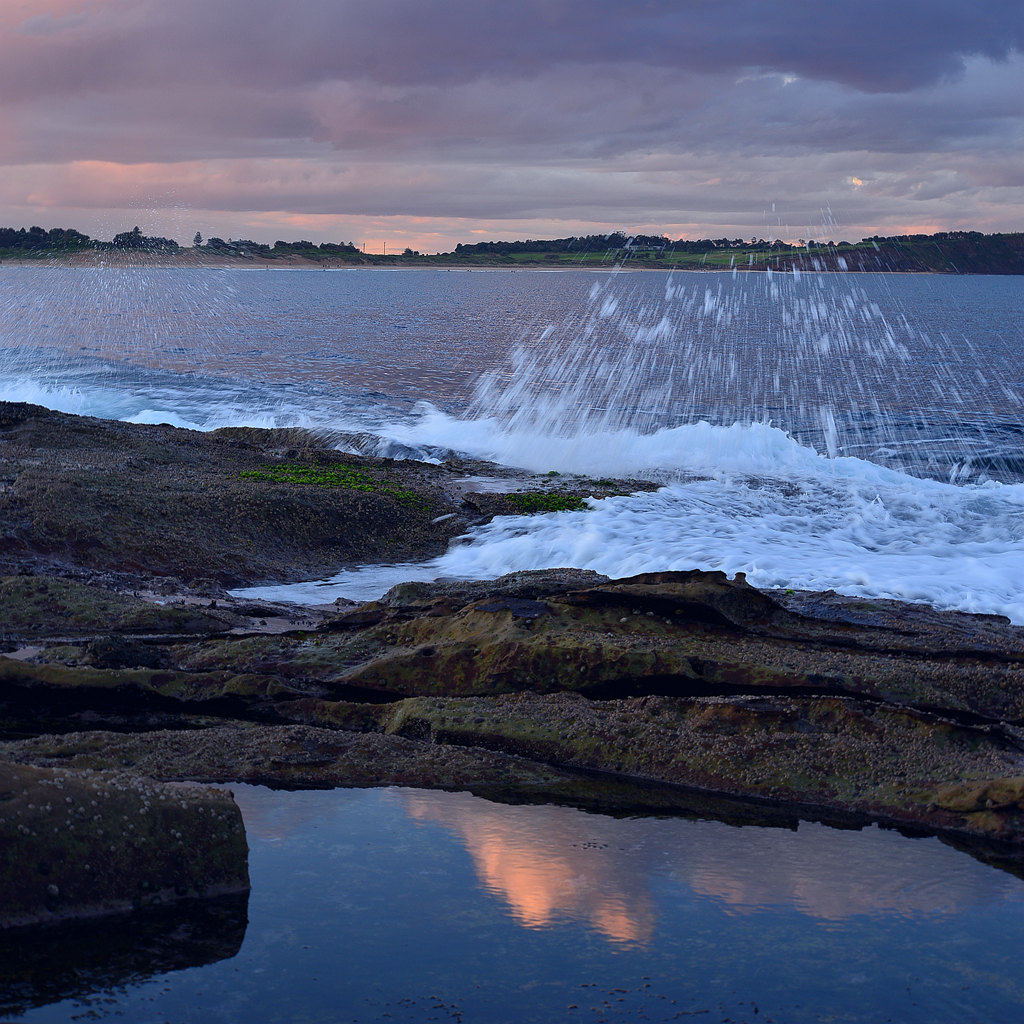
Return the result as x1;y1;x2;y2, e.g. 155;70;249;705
0;402;648;589
3;565;1024;857
3;404;1024;896
0;403;476;587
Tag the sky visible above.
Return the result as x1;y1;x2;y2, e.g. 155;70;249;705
0;0;1022;253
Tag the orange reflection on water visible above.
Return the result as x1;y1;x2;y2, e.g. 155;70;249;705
401;791;655;946
398;790;1024;935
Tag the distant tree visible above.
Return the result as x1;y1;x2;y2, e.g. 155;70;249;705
112;226;178;251
113;227;145;249
193;231;202;247
318;241;360;254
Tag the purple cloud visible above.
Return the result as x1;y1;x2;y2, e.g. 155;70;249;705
0;0;1020;247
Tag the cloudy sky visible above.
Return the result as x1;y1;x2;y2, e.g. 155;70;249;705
1;0;1022;251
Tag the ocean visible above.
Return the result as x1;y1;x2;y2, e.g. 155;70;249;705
1;265;1022;620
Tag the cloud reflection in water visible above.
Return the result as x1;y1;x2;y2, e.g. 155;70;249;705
399;790;1024;945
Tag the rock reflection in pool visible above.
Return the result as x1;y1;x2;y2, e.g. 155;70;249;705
10;785;1024;1024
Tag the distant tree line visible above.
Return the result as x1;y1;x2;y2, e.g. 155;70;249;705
451;233;789;256
0;225;93;251
0;225;181;253
112;226;179;251
450;234;922;257
1;224;1021;274
865;230;988;243
452;233;669;255
199;236;362;257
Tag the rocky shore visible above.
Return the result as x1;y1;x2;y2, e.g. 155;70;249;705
3;400;1024;931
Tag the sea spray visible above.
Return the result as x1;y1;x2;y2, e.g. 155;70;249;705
372;268;1019;483
274;270;1024;619
1;266;1022;619
237;424;1024;623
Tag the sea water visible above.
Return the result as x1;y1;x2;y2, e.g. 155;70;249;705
1;266;1022;619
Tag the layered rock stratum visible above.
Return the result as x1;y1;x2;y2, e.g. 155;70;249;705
3;399;1024;933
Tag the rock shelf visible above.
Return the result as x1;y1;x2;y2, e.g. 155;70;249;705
3;400;1024;929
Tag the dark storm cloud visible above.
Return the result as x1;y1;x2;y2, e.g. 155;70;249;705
8;0;1021;94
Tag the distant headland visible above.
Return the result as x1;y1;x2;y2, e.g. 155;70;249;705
2;224;1023;274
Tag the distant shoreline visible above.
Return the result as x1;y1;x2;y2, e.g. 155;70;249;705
3;227;1023;274
0;249;986;274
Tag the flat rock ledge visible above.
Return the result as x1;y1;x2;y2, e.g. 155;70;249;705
4;566;1024;870
0;760;249;928
3;404;1024;883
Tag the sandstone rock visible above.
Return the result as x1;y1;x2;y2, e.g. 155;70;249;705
0;758;249;927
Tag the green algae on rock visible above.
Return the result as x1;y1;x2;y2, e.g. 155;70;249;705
239;461;427;507
506;491;590;514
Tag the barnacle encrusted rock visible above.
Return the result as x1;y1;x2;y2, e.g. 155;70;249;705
0;758;249;927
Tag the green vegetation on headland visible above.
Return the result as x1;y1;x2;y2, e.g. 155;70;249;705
449;230;1024;275
2;224;1023;274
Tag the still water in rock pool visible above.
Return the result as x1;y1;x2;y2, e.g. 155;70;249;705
5;785;1024;1023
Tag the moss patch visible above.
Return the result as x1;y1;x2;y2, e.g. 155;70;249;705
239;462;425;507
506;491;589;514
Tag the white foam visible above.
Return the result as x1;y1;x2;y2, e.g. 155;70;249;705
0;373;326;433
235;426;1024;624
377;403;929;482
125;408;211;430
0;379;90;416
